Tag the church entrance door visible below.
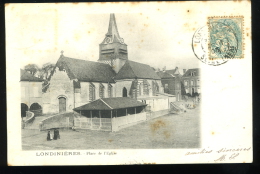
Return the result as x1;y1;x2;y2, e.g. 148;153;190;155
123;87;127;97
59;97;66;113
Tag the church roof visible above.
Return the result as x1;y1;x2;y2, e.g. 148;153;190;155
20;69;44;82
115;60;161;80
73;97;147;111
53;56;116;83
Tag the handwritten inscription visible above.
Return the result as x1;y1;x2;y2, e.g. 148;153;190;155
185;147;251;162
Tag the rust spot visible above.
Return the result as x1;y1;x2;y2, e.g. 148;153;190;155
150;120;166;132
187;10;189;12
211;132;215;135
157;8;160;11
246;33;249;37
88;31;91;34
140;13;142;15
108;139;113;143
163;131;170;139
194;43;197;47
141;40;143;43
143;24;148;27
243;127;245;129
229;75;232;78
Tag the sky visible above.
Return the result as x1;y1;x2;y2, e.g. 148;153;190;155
6;3;202;72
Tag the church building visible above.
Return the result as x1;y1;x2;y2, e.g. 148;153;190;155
41;13;166;115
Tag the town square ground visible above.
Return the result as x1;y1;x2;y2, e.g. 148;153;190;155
22;105;200;150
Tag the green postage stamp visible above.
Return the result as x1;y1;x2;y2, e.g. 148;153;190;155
208;16;244;59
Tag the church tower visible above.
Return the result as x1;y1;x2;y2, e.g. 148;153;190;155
98;13;128;73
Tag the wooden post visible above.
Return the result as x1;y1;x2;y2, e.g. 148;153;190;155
135;107;136;122
116;110;117;118
111;110;113;132
126;108;127;116
99;110;101;129
91;111;92;129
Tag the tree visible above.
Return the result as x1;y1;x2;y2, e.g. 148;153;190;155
24;64;39;76
41;63;55;80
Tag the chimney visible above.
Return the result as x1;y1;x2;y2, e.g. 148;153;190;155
183;69;186;74
163;66;166;72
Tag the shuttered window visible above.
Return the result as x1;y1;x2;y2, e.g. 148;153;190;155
143;80;150;96
99;83;104;98
108;83;113;98
89;83;95;101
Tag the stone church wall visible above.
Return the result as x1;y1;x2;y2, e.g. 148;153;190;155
42;68;74;114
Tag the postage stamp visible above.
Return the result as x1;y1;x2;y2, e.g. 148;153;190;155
192;25;228;66
208;16;244;59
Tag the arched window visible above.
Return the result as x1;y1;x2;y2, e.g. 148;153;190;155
122;87;127;97
89;83;95;101
99;83;104;98
108;83;113;98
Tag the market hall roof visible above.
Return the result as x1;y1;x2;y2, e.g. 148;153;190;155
20;69;44;82
52;56;116;83
73;97;147;111
115;60;161;80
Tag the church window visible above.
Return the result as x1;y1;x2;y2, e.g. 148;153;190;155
99;83;105;98
89;83;95;101
143;80;149;96
108;83;113;98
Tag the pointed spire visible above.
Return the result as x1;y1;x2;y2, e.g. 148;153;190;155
106;13;120;38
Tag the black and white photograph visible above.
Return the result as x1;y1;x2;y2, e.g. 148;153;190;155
6;2;252;165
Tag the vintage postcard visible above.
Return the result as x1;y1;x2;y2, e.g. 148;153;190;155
6;1;252;165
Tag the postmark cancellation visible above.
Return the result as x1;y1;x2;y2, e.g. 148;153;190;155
208;16;244;60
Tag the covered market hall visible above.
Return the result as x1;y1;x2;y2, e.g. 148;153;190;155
73;97;147;131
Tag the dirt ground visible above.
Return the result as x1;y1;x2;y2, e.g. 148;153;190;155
22;105;201;150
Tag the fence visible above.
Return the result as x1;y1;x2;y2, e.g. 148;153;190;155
40;112;74;130
74;117;112;131
146;109;169;120
112;112;146;131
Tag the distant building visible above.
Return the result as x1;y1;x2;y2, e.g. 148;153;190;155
20;69;44;117
182;68;200;96
156;67;184;101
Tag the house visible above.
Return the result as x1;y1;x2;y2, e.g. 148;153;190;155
182;68;200;96
156;67;184;101
20;69;44;117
